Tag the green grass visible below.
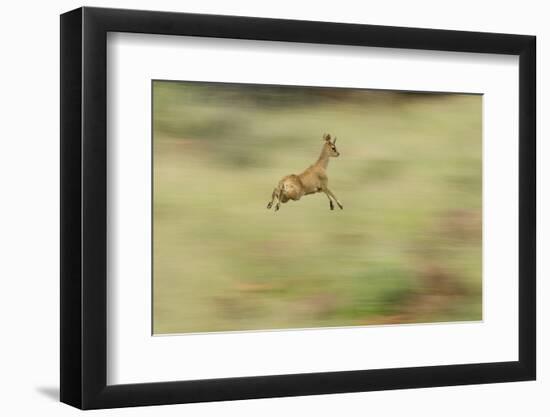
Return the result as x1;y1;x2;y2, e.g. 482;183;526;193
152;82;482;334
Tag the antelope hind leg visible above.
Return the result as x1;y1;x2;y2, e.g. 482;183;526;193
275;188;284;211
267;187;278;209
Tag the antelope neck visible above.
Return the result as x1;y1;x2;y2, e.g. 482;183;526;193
316;146;330;169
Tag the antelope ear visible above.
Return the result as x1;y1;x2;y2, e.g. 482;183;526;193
324;133;331;142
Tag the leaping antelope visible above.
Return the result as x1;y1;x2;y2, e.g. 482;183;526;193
267;133;343;212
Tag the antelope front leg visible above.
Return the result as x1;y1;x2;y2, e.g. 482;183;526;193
326;188;343;210
324;192;335;210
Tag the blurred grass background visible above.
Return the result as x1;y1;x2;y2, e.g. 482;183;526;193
153;81;482;334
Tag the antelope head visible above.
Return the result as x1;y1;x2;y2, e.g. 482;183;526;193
323;133;340;157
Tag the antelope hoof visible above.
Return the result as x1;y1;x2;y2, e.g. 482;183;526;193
275;204;280;212
338;203;343;210
329;201;334;210
267;202;273;209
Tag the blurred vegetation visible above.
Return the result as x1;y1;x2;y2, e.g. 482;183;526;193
152;81;482;334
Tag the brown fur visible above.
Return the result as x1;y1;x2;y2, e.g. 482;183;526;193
267;134;343;211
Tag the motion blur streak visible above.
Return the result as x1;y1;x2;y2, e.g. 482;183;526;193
153;81;482;334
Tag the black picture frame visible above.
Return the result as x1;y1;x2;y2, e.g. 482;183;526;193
60;6;536;410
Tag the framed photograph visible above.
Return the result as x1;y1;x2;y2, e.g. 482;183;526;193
60;6;536;409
